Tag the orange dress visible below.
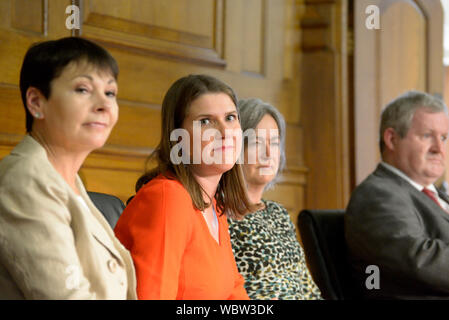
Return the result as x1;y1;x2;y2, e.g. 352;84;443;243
114;174;249;300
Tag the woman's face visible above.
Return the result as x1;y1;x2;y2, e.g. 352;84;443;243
35;60;118;153
242;114;281;188
181;92;242;176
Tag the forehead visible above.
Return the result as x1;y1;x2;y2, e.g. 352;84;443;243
56;60;116;82
256;114;279;132
187;92;236;115
410;108;449;131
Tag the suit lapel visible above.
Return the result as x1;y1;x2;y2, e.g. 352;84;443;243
435;189;449;222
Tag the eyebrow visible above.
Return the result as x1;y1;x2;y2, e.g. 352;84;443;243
254;134;280;139
73;74;116;84
194;110;238;118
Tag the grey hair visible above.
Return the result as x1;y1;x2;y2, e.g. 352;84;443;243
238;98;286;190
380;90;448;154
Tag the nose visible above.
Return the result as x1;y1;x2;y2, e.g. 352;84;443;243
431;136;445;154
93;91;111;113
215;121;230;140
265;141;272;158
216;126;225;140
256;140;270;164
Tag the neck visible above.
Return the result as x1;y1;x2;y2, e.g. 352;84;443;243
246;183;265;205
190;169;221;203
30;131;88;195
381;158;432;188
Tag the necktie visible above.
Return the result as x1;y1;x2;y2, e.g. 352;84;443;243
422;188;443;209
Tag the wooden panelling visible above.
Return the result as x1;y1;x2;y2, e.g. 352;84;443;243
300;0;351;209
241;0;264;75
0;84;25;135
0;32;41;86
263;0;285;81
0;1;11;29
47;0;73;39
82;0;225;66
416;0;444;96
285;124;304;166
223;0;243;73
88;0;215;44
282;0;302;81
379;1;426;108
108;100;161;150
11;0;46;35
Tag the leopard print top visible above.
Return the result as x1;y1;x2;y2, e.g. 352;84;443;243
228;200;322;300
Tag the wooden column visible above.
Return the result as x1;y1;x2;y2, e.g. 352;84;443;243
300;0;351;209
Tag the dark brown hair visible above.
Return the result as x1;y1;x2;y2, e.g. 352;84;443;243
136;74;256;217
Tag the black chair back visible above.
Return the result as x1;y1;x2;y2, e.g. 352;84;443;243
88;191;125;229
297;209;357;300
126;195;135;206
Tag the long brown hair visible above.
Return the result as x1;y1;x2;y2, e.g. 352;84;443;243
136;74;256;217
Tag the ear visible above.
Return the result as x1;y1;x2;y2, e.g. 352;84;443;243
25;87;46;119
383;127;397;151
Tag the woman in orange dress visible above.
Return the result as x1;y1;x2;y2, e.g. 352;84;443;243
114;74;257;299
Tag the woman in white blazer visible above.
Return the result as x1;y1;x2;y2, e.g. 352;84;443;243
0;37;136;299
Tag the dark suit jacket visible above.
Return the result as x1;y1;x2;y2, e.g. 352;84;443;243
345;163;449;299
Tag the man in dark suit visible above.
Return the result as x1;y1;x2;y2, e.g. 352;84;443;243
345;90;449;299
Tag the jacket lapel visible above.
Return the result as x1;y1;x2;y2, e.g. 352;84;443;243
75;177;125;263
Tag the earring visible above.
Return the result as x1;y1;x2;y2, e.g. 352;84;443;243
34;112;41;119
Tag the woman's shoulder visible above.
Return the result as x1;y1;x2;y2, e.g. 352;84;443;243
135;174;192;204
0;138;72;219
229;200;286;224
118;173;196;232
261;200;292;222
0;137;60;189
262;200;287;213
142;174;186;192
